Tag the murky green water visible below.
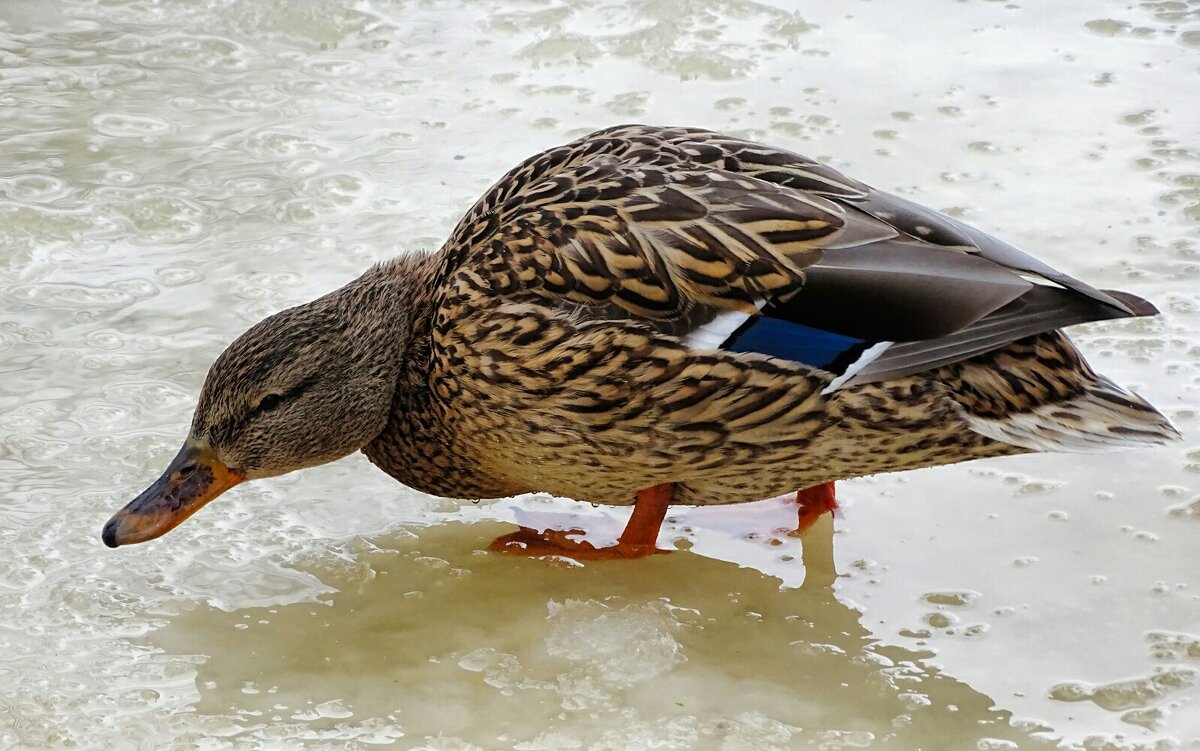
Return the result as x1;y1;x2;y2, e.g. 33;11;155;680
1;1;1198;749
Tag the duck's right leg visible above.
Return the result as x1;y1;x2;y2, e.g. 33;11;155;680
793;481;838;535
489;483;674;560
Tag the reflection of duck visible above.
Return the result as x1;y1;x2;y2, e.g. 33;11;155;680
148;519;1058;748
103;125;1179;555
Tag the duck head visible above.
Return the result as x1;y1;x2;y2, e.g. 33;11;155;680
102;273;406;547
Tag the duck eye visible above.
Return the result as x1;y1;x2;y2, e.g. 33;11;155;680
257;393;284;412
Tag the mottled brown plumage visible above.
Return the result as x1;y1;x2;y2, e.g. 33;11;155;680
103;125;1179;548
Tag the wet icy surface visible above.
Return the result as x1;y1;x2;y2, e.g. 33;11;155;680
1;0;1198;748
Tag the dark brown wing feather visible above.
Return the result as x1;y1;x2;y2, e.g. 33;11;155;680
841;285;1146;386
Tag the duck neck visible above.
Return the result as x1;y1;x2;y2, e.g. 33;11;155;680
336;250;443;400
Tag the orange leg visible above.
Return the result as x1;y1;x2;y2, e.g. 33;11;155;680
490;483;674;560
794;481;838;536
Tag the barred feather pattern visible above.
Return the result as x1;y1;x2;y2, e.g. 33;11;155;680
340;125;1179;505
367;280;1011;505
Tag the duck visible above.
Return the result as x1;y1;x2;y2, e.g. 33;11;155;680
102;124;1181;559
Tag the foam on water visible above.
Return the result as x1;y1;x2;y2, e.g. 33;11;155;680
0;0;1197;748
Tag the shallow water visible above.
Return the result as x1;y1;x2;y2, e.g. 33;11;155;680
1;0;1198;749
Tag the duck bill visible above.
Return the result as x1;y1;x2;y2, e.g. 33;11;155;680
102;441;244;548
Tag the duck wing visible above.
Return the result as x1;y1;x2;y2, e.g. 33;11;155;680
448;125;1155;387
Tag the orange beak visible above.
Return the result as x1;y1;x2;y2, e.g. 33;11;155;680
102;441;244;547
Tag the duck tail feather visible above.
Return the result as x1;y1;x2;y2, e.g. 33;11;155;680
961;374;1181;453
945;331;1180;452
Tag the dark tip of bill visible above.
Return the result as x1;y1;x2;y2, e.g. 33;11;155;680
102;518;121;548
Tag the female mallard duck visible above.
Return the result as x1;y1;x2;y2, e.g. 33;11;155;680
103;125;1180;558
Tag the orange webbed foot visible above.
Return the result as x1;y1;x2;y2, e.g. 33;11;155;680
488;526;668;560
491;482;676;562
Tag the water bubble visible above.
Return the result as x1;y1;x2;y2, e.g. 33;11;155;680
924;612;959;629
90;113;172;138
921;591;978;607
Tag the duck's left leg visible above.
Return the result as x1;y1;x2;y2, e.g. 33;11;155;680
793;481;838;535
489;483;673;560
